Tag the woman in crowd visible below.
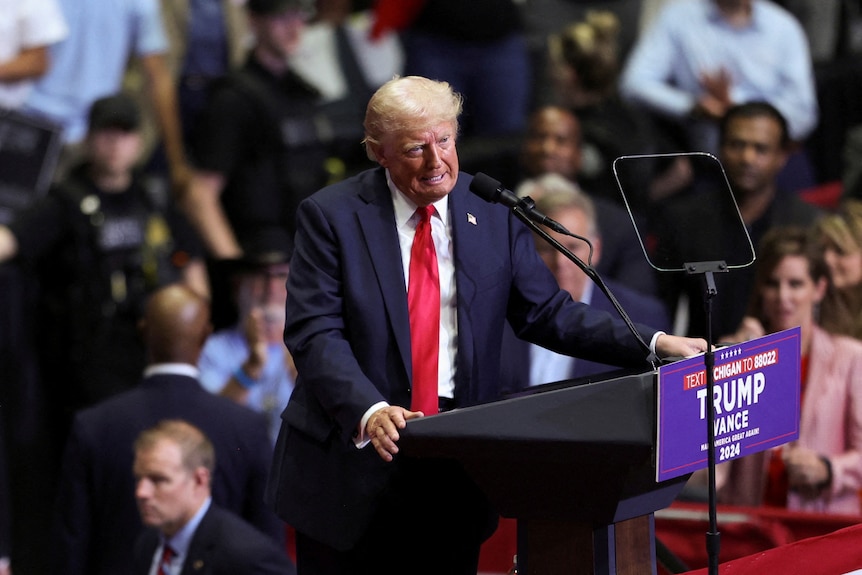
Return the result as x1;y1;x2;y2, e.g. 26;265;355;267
546;10;689;210
813;200;862;339
718;226;862;515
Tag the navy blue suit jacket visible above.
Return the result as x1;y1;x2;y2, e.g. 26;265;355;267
133;504;295;575
499;278;672;393
52;372;282;575
266;168;660;550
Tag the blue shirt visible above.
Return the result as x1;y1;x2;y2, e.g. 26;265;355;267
198;327;295;443
620;0;817;147
152;498;211;575
528;282;594;386
21;0;168;143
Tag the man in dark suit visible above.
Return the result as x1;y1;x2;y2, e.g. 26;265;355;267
132;419;294;575
499;173;672;392
52;284;283;575
265;75;707;575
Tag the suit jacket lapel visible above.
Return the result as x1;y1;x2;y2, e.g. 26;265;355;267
134;530;160;575
181;506;216;575
449;185;482;309
352;173;493;395
449;182;486;394
356;171;413;378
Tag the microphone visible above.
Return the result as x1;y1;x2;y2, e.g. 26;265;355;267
470;171;654;361
469;172;569;234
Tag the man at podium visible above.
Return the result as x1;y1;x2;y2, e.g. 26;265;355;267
266;75;707;575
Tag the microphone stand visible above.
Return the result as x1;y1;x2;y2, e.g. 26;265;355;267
512;204;657;365
684;260;728;575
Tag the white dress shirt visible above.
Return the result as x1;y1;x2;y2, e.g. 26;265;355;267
356;171;458;445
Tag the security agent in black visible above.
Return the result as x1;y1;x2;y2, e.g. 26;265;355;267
0;93;204;416
186;0;375;264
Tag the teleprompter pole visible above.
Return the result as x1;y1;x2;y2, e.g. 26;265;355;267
685;260;728;575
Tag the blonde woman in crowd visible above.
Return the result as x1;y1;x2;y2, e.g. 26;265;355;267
813;200;862;339
717;227;862;515
547;10;688;209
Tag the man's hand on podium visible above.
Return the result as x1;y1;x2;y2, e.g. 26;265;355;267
365;406;424;462
656;334;709;360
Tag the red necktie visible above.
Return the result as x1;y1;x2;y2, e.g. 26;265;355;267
408;206;440;415
158;544;175;575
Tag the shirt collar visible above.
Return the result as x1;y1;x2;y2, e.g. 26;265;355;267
144;363;200;379
386;169;449;228
580;279;594;305
163;497;212;560
707;0;760;31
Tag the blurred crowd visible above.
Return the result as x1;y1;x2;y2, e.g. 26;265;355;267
1;0;862;573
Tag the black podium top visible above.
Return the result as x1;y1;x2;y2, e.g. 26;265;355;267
399;369;689;525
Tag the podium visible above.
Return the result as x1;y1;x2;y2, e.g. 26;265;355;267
399;369;689;575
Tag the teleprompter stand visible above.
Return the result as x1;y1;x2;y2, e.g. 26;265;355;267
611;152;756;575
684;260;729;575
399;369;690;574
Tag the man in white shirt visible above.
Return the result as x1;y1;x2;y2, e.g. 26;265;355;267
0;0;67;110
620;0;817;154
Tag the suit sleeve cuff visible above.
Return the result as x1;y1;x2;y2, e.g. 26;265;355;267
353;401;390;448
649;331;665;356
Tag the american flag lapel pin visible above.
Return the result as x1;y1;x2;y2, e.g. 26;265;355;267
467;213;477;226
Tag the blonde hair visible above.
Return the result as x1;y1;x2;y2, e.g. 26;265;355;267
812;200;862;338
548;10;621;96
362;76;463;161
134;419;215;475
747;227;852;337
814;199;862;257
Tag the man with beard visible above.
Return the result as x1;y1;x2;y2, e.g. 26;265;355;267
651;101;823;339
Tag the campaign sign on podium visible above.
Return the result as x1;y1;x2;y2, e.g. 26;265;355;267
656;327;801;482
